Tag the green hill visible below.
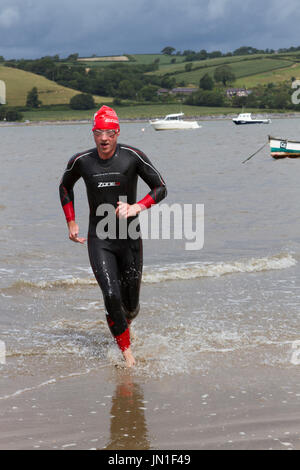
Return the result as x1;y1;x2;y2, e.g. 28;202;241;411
168;58;294;86
77;53;186;67
77;52;300;88
235;61;300;87
143;54;300;87
0;66;111;107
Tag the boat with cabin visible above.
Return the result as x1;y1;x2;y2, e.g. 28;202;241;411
232;113;271;125
149;113;201;131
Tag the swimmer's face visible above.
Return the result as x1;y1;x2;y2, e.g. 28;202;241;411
93;129;120;159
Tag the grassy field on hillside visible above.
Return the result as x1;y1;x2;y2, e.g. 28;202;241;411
77;54;186;69
235;62;300;87
0;66;111;107
163;58;295;86
147;55;268;76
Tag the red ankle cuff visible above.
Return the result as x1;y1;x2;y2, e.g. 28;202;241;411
115;328;130;351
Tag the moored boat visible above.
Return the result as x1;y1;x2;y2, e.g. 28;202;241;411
149;113;201;131
269;135;300;158
233;113;271;125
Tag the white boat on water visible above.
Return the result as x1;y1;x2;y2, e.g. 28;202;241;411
149;113;201;131
232;113;271;125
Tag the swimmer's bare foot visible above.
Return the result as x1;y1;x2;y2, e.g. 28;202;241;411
122;347;136;368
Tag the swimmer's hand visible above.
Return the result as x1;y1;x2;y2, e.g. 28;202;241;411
116;202;142;219
67;221;87;244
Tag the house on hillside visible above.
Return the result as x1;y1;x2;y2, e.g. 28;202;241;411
170;87;198;95
226;88;251;98
157;86;198;97
157;88;170;96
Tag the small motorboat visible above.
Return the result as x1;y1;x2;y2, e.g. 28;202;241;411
232;113;271;125
149;113;201;131
269;135;300;158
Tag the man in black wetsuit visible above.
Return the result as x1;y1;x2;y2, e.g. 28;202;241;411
59;105;167;367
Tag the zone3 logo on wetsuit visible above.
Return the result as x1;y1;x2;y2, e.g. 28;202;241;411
59;143;167;352
98;181;120;188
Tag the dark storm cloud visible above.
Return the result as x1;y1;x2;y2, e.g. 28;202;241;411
0;0;300;59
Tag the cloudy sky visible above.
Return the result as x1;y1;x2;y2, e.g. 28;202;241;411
0;0;299;59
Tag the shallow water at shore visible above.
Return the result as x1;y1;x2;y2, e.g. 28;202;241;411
0;118;300;449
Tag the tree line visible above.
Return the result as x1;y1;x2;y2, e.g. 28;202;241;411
161;44;300;61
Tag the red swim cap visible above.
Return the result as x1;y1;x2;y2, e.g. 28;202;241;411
92;105;120;131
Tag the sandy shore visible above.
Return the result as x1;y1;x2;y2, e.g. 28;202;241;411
0;360;299;450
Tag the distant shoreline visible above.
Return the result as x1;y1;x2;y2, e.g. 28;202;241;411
2;112;300;127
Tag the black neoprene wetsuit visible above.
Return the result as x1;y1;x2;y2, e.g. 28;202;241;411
59;143;167;351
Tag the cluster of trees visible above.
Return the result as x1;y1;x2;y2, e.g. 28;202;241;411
69;93;95;110
183;65;231;107
233;46;275;56
185;88;225;107
162;46;227;61
230;83;298;110
187;83;300;111
0;106;23;121
26;87;41;108
185;65;235;107
277;46;300;53
185;82;297;110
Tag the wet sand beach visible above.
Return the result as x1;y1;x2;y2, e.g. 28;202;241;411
0;358;299;450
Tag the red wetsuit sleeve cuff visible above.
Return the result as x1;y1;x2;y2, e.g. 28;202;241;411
115;328;130;351
63;201;75;222
137;194;155;210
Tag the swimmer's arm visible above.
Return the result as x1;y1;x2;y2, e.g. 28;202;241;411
135;151;167;209
59;157;86;243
